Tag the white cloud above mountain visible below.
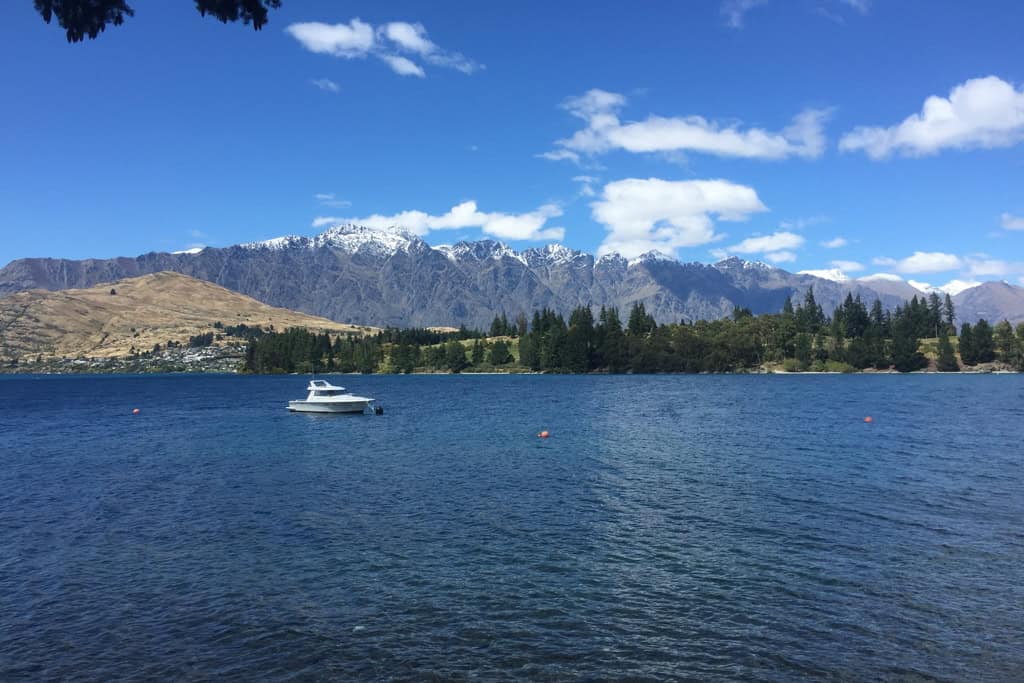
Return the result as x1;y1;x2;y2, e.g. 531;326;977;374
591;178;767;259
873;251;962;273
839;76;1024;159
313;201;564;242
821;236;847;248
543;89;829;163
286;19;480;78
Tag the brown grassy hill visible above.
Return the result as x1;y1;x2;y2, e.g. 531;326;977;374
0;271;377;360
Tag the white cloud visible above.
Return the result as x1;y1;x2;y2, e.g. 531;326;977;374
873;251;962;274
839;76;1024;159
965;257;1011;277
316;200;565;242
572;175;599;197
286;19;376;58
831;259;863;271
765;250;797;263
544;89;829;163
1001;212;1024;230
591;178;767;259
821;236;847;248
379;54;424;77
728;231;805;254
721;0;768;28
286;18;480;78
310;78;340;93
315;193;351;208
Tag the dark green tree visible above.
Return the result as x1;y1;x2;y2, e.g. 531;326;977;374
936;326;959;372
958;322;977;366
35;0;282;42
444;340;468;373
470;339;486;366
972;319;996;363
487;340;513;366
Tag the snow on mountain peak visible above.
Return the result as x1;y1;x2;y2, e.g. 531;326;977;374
713;256;774;272
628;250;677;267
798;268;849;283
314;223;419;256
523;243;588;266
240;235;309;250
437;239;525;264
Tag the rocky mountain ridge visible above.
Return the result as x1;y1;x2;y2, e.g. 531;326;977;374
2;224;1022;328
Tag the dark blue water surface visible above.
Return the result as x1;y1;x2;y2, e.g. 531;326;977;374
1;374;1022;681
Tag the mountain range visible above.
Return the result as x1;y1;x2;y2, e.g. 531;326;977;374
1;224;1022;329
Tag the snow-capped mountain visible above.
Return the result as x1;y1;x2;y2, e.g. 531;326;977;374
2;223;1022;327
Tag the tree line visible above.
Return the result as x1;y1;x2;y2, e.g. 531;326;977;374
240;291;1024;374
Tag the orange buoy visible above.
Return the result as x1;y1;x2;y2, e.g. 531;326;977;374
538;430;550;438
863;416;873;423
132;408;141;415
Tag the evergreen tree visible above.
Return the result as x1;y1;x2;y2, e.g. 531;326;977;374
973;319;996;363
488;340;513;365
936;326;959;372
927;292;943;338
944;293;956;331
444;340;468;373
471;339;486;366
626;302;656;337
890;315;927;372
958;322;977;366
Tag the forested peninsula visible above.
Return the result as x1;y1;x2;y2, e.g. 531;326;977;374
242;290;1024;375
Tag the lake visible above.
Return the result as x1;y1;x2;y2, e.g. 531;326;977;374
1;374;1022;680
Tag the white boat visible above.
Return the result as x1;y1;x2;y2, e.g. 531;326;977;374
288;379;375;414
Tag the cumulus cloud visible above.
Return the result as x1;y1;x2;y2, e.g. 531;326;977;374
728;231;805;254
286;18;480;78
543;89;829;163
379;54;425;78
1001;213;1024;230
873;251;963;273
821;236;847;248
839;76;1024;159
315;201;564;242
764;250;797;263
591;178;767;259
831;259;864;271
310;78;340;93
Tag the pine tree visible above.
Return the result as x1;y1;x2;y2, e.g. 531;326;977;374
471;339;486;366
973;319;996;363
444;340;468;373
944;293;956;331
936;326;959;372
958;322;977;366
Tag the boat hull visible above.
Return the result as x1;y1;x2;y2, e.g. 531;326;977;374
288;400;372;414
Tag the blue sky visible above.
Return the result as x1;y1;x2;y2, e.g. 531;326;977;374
1;0;1023;291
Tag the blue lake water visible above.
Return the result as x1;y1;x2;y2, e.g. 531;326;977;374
1;374;1022;681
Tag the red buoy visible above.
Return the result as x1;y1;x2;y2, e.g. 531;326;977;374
864;416;873;423
132;408;141;415
538;430;550;438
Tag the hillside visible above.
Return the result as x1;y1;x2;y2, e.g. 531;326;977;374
0;271;376;361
